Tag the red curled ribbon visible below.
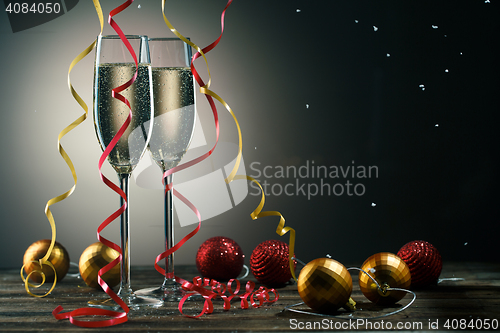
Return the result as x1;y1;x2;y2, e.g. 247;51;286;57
153;0;233;283
177;277;278;318
53;0;136;327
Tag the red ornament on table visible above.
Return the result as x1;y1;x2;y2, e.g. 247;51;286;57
397;240;442;288
196;236;244;281
250;239;296;287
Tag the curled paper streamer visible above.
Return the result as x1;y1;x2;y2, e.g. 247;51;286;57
177;276;279;318
20;0;104;298
234;175;296;281
53;0;136;327
154;186;202;279
152;0;233;280
160;0;296;282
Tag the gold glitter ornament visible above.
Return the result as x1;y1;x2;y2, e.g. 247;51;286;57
297;258;353;312
359;252;411;305
79;242;120;289
23;239;70;283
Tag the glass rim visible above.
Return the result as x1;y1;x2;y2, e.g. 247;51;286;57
98;34;148;39
148;37;190;41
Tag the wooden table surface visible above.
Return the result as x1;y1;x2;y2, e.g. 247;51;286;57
1;262;499;332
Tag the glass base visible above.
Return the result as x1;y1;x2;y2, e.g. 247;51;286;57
135;279;203;304
88;292;162;311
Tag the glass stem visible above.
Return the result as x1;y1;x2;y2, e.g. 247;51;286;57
162;173;175;288
117;173;134;298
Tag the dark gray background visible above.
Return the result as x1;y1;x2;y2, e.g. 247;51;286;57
0;0;497;270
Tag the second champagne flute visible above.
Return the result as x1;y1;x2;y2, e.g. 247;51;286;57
135;37;196;302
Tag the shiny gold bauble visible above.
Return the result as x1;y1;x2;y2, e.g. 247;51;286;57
359;252;411;305
298;258;353;313
79;242;120;289
23;239;70;283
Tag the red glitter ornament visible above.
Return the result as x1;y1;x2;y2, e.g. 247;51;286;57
250;240;296;287
397;240;442;288
196;236;244;281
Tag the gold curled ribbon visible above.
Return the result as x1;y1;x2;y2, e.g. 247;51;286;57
161;0;296;282
20;0;104;297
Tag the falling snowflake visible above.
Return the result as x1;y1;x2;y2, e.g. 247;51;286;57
419;84;425;91
435;124;439;127
306;104;309;109
373;26;378;31
371;203;376;207
138;4;141;9
386;53;390;57
445;69;449;72
432;25;438;29
355;20;359;23
296;8;301;12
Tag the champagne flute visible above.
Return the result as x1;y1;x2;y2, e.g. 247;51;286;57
135;38;196;302
90;35;160;309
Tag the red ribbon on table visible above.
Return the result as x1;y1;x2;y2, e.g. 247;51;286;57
53;0;137;327
177;276;279;318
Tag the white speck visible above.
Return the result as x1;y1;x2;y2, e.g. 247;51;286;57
386;53;390;57
432;25;438;29
326;254;332;258
373;26;378;31
419;84;425;91
296;9;301;12
369;268;376;273
371;202;376;207
445;69;449;72
464;242;468;246
444;35;447;37
255;147;257;150
137;4;141;9
435;124;439;127
355;20;359;23
485;0;490;3
306;104;309;109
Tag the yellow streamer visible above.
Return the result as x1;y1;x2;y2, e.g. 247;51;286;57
21;0;104;297
161;0;296;281
234;176;297;281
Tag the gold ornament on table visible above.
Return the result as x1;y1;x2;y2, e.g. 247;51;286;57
23;239;70;283
297;258;353;312
358;252;411;305
79;242;120;289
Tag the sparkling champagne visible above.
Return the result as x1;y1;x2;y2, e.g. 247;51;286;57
148;67;195;171
94;63;153;174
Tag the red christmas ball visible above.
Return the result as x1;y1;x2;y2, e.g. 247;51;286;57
250;240;296;287
196;236;244;281
397;240;442;288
